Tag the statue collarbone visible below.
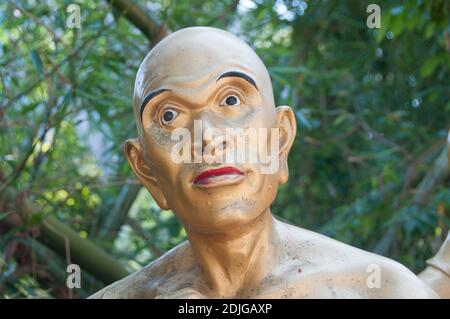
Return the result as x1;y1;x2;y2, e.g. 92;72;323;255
90;218;436;299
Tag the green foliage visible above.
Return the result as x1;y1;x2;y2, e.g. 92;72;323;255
0;0;449;298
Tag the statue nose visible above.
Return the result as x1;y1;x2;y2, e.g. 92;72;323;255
192;112;229;163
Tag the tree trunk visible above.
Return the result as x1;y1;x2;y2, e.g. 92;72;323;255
0;185;129;285
98;183;141;240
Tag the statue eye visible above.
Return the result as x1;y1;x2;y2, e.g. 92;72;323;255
220;95;240;107
160;109;178;125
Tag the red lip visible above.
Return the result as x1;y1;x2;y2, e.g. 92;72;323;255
193;166;245;185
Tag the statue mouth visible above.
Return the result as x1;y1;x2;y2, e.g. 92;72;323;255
192;166;245;188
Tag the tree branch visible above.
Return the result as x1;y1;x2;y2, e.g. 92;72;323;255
106;0;169;44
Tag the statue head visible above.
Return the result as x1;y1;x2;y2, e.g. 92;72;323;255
125;26;296;234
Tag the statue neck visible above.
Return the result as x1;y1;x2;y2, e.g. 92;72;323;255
185;209;278;298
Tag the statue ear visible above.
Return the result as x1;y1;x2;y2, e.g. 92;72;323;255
124;138;170;210
275;105;297;185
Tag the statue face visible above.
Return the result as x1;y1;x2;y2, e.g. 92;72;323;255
125;27;296;234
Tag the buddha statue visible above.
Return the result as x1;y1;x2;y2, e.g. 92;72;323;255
90;27;439;299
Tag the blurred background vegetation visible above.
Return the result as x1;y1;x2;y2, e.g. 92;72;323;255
0;0;449;298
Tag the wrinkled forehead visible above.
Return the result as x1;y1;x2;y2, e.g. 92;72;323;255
133;27;273;119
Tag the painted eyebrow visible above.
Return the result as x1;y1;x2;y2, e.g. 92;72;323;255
216;71;258;90
140;88;171;120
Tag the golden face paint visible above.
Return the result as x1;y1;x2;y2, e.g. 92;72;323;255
130;27;283;233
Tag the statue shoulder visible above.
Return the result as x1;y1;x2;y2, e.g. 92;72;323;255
88;240;193;299
366;257;439;298
419;232;450;298
275;220;438;298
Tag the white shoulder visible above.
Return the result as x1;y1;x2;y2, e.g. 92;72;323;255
277;220;439;298
88;241;192;299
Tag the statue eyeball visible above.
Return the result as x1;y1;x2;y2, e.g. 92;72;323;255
161;109;178;125
221;95;240;107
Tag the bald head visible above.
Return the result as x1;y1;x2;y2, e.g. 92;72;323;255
133;27;275;134
125;26;297;230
